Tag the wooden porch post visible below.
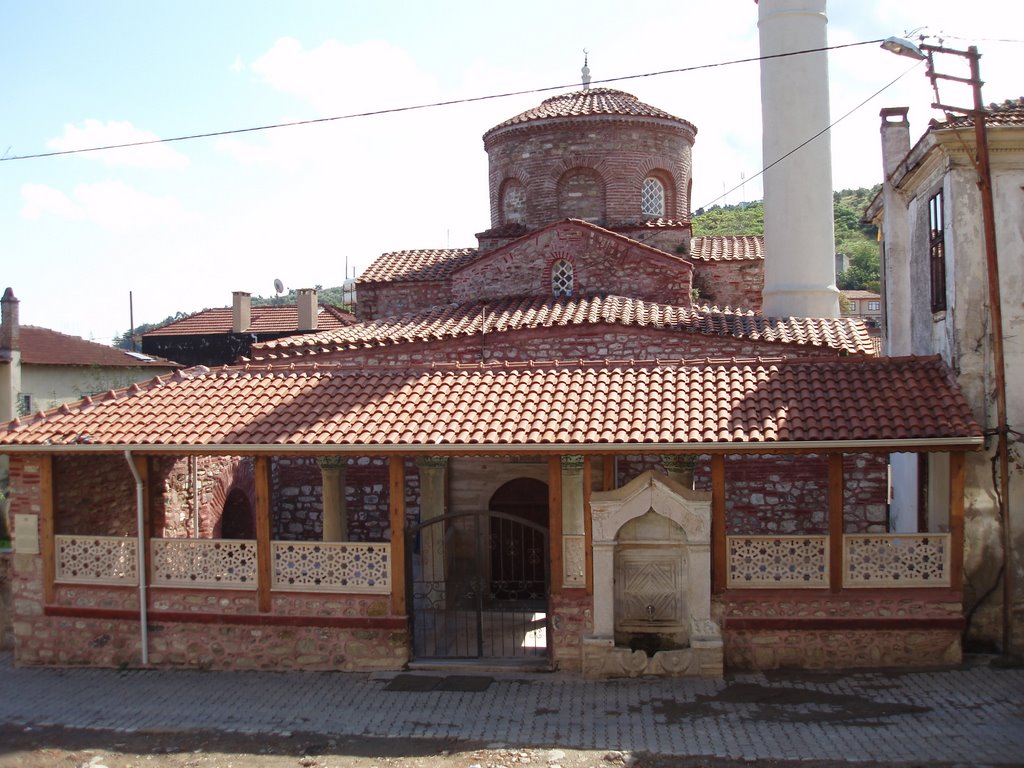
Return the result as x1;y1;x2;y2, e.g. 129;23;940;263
548;456;563;596
583;455;594;595
949;451;965;590
602;454;615;491
711;454;726;594
254;455;272;613
389;455;407;615
39;455;55;605
829;454;844;592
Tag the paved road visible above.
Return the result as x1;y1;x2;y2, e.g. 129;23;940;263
1;653;1022;765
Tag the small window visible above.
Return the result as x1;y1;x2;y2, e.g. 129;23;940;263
552;259;573;297
641;176;666;218
867;300;880;312
17;393;32;416
929;191;946;312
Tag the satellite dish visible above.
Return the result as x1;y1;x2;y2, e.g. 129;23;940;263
273;278;285;294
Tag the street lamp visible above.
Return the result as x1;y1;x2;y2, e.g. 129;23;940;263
883;36;1013;656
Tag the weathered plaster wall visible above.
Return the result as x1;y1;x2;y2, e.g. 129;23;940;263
21;364;178;413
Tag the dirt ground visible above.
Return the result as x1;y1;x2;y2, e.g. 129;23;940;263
0;724;915;768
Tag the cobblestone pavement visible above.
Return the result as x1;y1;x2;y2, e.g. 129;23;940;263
1;653;1022;766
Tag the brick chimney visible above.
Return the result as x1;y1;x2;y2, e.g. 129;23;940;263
1;287;19;353
879;107;913;355
297;288;318;332
232;291;251;333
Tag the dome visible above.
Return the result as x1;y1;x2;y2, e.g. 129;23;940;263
484;87;697;139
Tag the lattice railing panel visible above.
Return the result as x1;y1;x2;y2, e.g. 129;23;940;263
843;534;950;587
727;535;828;588
151;538;257;589
272;541;390;593
55;535;138;585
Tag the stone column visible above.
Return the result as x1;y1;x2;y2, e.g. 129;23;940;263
561;455;586;588
416;457;448;602
319;457;347;542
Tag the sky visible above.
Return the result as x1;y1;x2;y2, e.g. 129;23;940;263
3;0;1021;345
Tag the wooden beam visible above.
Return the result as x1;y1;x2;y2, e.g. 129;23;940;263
254;456;272;613
39;455;55;605
829;454;845;593
949;451;965;591
583;455;594;595
602;454;615;491
711;454;726;594
389;456;407;615
548;456;563;596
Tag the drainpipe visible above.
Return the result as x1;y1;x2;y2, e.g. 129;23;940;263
124;450;149;666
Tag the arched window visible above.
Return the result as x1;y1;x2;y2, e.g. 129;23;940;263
551;259;573;297
502;181;526;225
641;176;666;218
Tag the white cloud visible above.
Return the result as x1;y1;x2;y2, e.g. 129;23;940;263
48;119;190;169
19;180;197;234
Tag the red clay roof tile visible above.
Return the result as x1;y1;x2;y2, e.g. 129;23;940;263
143;305;354;337
16;326;179;368
0;356;981;451
249;295;876;359
689;236;764;261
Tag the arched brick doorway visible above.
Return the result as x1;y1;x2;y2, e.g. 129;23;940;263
219;488;255;539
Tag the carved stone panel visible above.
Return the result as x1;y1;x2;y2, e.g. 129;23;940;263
614;546;687;641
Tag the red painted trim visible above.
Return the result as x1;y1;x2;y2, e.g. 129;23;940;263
723;587;963;601
44;604;407;630
723;616;965;631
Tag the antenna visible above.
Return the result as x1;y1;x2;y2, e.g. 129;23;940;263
273;278;285;294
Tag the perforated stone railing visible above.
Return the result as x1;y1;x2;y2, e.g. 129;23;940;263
55;535;138;585
843;533;950;587
151;538;258;589
727;535;828;588
272;541;390;593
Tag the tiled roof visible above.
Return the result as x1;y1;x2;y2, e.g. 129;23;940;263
16;326;178;368
143;305;354;337
358;248;477;284
485;88;697;136
689;236;764;261
939;97;1024;129
841;290;881;300
249;295;876;360
0;356;981;451
612;218;691;230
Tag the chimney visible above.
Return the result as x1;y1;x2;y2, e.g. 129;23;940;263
1;287;19;353
757;0;840;318
878;107;913;355
232;291;251;333
297;288;318;332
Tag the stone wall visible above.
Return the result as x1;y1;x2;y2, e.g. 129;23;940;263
0;551;11;650
53;455;136;536
692;258;765;312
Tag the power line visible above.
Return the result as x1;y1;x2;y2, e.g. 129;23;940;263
1;39;884;163
696;57;925;211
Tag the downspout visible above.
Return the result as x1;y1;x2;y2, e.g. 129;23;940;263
124;450;149;666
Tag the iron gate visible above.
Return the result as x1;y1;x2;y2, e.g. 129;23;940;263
406;510;549;661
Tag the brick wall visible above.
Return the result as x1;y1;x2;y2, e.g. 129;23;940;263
54;455;136;536
484;117;694;230
692;259;765;311
451;224;694;308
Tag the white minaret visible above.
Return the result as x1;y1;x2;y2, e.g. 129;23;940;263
758;0;840;318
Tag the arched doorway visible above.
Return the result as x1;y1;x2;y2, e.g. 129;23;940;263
219;488;255;539
406;477;550;664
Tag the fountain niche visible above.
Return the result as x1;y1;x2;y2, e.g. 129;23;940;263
582;471;723;678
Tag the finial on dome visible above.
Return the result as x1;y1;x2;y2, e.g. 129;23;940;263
581;49;591;90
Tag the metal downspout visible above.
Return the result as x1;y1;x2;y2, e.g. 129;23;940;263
125;450;149;666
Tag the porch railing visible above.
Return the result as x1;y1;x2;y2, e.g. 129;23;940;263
54;536;391;594
726;535;828;588
726;533;951;588
55;535;138;585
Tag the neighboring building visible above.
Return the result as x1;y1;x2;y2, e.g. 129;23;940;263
141;289;354;367
865;98;1024;654
840;290;881;322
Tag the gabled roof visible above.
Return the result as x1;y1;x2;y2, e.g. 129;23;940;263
0;356;981;452
841;290;881;300
15;326;178;368
484;88;697;137
248;294;874;360
358;248;477;285
939;97;1024;129
143;304;354;337
690;236;764;262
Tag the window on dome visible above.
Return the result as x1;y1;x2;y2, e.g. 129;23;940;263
502;181;526;225
641;176;666;218
552;259;573;297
